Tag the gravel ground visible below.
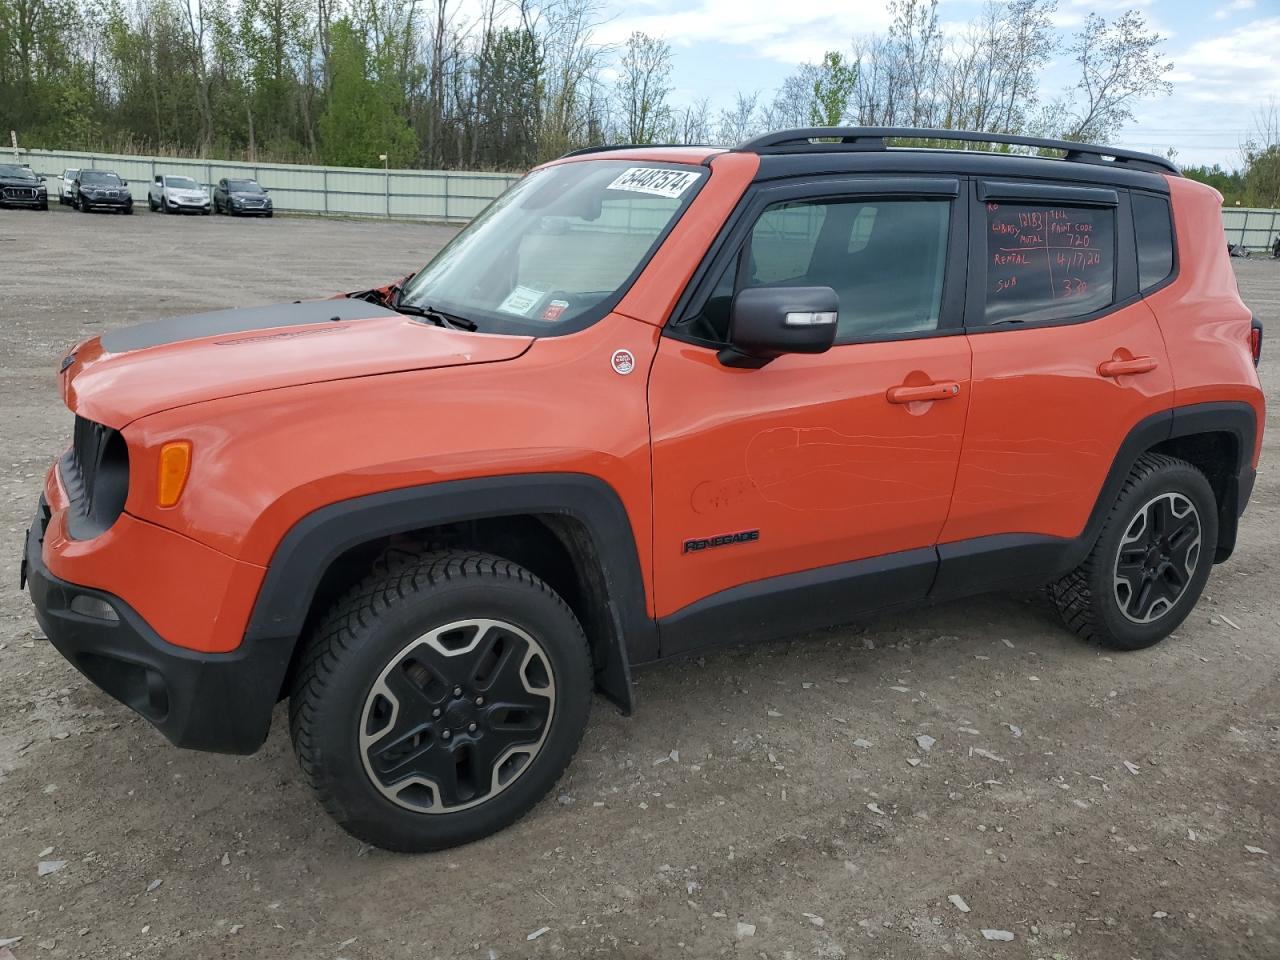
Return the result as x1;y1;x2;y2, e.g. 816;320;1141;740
0;205;1277;960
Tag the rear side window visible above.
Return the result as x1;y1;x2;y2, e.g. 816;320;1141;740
983;202;1115;325
1132;193;1174;291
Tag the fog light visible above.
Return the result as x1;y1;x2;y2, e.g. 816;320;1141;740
70;594;119;621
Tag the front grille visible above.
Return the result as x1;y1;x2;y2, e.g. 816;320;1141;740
59;416;129;539
2;186;37;199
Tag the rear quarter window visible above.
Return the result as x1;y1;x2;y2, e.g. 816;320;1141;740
1132;193;1174;291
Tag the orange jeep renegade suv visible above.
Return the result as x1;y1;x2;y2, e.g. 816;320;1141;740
23;128;1265;851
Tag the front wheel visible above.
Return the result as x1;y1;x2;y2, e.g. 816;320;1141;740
1050;453;1218;650
289;550;592;852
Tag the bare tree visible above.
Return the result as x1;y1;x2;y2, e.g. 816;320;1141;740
940;0;1056;134
674;97;711;144
716;90;760;144
615;30;672;144
1061;10;1173;142
178;0;215;151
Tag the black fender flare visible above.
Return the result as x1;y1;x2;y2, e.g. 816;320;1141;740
244;473;656;713
1067;399;1256;567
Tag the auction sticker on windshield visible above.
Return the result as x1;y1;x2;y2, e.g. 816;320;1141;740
607;167;700;199
497;285;544;316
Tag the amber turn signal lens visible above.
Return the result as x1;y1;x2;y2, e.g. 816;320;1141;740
157;441;192;507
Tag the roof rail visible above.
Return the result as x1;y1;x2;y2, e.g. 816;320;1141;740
558;143;706;159
735;127;1180;176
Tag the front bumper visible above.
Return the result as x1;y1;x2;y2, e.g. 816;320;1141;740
0;187;46;206
23;497;291;754
81;195;132;209
169;197;211;212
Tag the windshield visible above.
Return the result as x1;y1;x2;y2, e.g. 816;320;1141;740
0;164;36;179
165;176;199;189
398;160;706;333
228;180;263;193
81;171;121;185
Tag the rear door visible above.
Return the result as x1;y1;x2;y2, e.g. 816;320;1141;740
649;177;972;653
935;179;1175;593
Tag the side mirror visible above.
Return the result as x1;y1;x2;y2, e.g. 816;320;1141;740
718;286;839;368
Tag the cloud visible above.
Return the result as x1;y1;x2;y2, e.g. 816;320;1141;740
1172;17;1280;105
1213;0;1256;21
1050;0;1156;29
594;0;895;63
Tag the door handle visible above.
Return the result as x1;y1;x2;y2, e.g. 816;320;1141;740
887;382;961;404
1097;356;1158;378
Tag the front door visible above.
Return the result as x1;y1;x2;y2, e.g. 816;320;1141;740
648;178;973;654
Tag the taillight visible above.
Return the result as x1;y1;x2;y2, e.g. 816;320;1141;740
1250;321;1263;367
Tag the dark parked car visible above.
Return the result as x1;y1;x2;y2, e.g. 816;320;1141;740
73;170;134;214
0;163;49;210
213;178;273;217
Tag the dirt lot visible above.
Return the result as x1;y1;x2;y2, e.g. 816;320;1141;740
0;205;1277;960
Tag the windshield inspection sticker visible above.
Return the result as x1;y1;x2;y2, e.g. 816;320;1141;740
607;167;700;199
540;299;570;321
497;285;544;316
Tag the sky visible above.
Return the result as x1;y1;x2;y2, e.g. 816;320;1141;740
586;0;1280;169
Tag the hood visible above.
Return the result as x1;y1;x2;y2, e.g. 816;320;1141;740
0;175;39;186
62;299;533;427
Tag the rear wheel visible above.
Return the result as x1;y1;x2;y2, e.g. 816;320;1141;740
1050;453;1217;650
289;550;592;852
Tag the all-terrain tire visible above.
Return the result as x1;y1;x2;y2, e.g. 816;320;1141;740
289;549;592;852
1049;453;1217;650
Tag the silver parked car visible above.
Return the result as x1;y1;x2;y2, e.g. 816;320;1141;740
59;168;79;205
148;175;211;215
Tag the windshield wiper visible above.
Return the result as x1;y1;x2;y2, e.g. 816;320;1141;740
395;302;477;331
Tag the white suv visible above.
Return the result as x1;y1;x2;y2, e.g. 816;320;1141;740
58;168;79;205
148;175;211;215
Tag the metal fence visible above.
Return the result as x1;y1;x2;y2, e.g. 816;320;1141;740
1222;207;1280;253
9;147;521;222
9;145;1280;247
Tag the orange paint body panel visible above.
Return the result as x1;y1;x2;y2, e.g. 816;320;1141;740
41;466;265;653
941;303;1175;543
63;315;533;429
1147;176;1265;465
649;335;972;617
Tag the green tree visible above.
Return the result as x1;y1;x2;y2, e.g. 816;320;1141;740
809;51;857;126
317;19;414;167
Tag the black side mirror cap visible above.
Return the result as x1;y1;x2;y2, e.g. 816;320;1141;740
718;285;839;368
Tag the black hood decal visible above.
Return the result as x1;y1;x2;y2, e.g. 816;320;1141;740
100;299;402;354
